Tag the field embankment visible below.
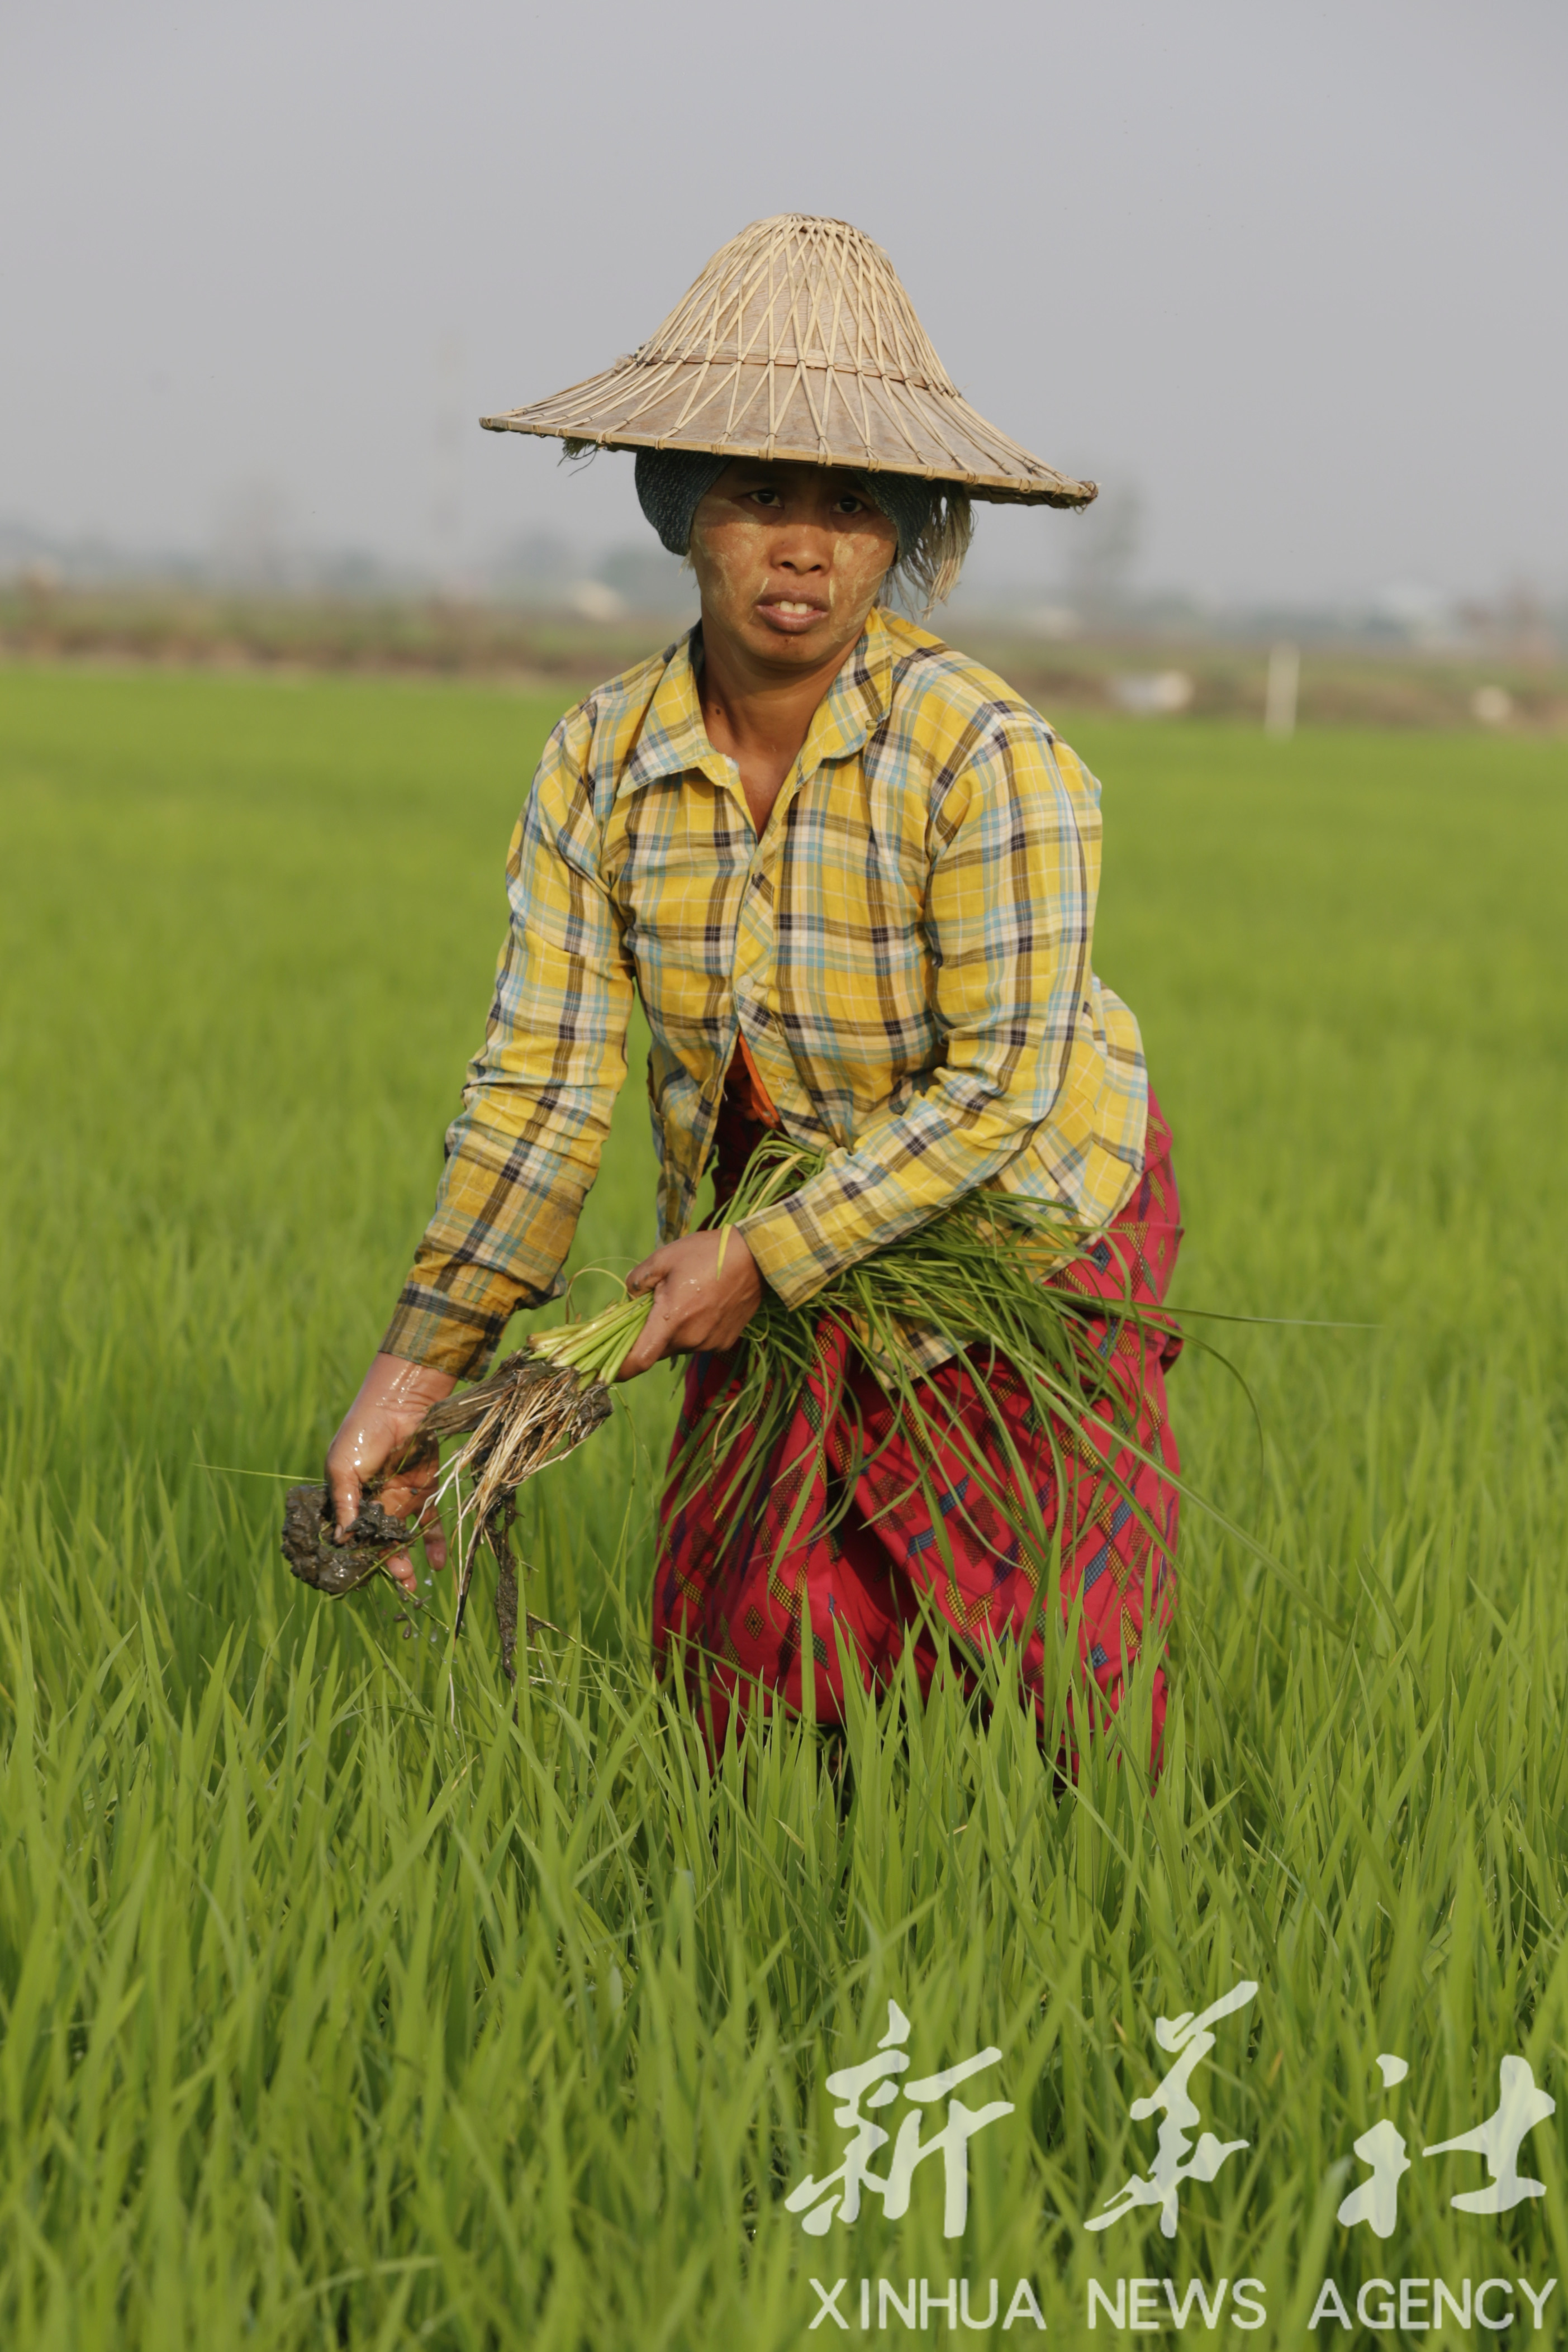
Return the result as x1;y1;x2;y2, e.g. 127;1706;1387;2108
4;582;1566;731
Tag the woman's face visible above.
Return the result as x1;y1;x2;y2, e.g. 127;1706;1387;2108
688;460;898;672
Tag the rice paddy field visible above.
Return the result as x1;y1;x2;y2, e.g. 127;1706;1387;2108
1;661;1566;2349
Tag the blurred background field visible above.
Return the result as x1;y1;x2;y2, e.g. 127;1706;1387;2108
2;661;1566;2347
5;579;1566;738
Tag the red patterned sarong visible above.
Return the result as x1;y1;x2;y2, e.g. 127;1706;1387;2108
653;1092;1184;1769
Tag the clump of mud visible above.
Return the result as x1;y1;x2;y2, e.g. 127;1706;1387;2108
281;1487;412;1595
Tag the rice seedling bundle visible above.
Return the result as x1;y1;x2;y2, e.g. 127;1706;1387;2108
288;1135;1187;1666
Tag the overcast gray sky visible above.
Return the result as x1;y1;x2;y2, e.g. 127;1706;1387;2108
3;0;1564;603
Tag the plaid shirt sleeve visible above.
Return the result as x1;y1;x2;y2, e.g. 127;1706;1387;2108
379;705;635;1377
737;714;1100;1309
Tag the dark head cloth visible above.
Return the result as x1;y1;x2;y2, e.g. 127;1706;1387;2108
634;448;935;564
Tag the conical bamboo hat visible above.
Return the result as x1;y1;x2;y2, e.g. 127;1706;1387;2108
481;215;1096;509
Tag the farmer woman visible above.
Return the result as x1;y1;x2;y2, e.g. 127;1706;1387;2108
325;215;1182;1760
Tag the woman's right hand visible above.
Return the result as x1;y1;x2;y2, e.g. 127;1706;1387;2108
325;1352;458;1595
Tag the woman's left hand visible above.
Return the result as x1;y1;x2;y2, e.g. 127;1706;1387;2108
616;1229;763;1378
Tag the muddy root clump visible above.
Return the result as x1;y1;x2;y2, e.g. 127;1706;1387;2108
281;1350;614;1678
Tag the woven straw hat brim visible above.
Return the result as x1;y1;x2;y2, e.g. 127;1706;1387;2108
480;215;1096;510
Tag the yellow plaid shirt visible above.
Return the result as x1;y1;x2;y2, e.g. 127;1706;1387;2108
383;607;1148;1379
